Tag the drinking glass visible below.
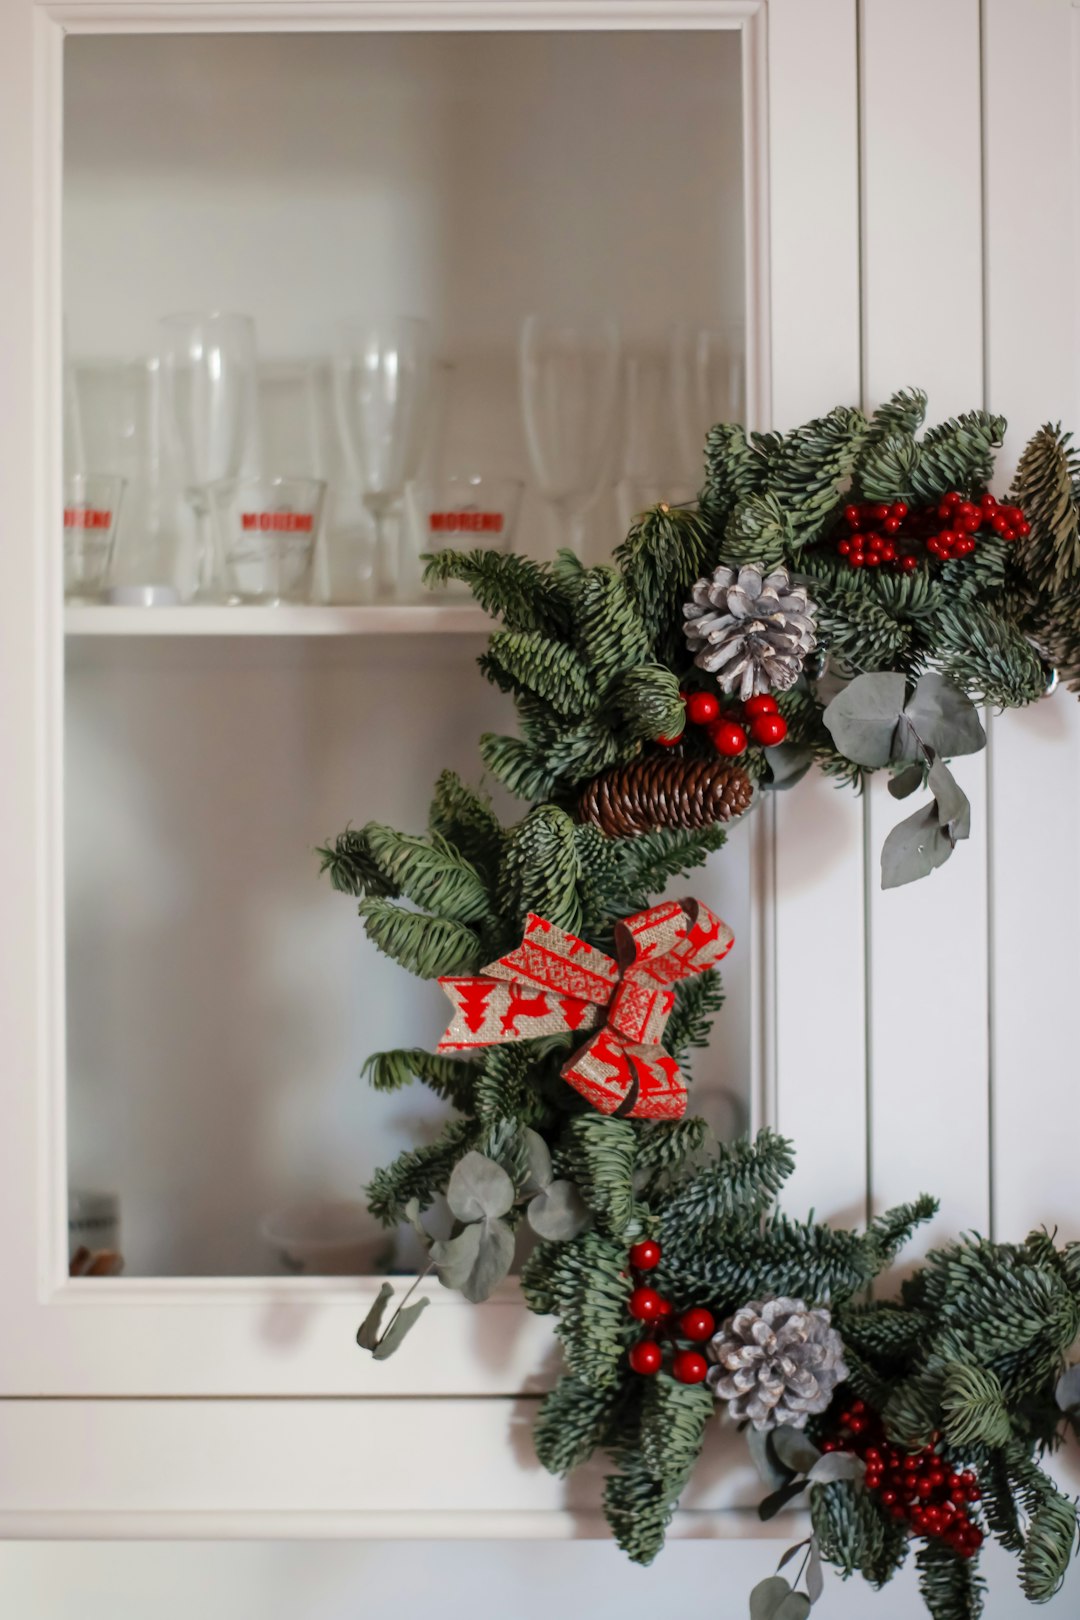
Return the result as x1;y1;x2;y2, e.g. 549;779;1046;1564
74;357;185;602
208;475;325;605
64;473;125;600
669;321;745;479
158;313;258;598
332;317;431;597
519;313;621;562
411;473;524;598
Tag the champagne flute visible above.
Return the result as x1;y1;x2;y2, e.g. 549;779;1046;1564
519;314;621;563
669;321;745;481
332;317;431;598
158;312;257;599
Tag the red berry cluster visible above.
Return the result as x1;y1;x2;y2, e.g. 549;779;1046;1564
658;690;788;754
625;1239;715;1385
823;1398;985;1559
834;492;1029;573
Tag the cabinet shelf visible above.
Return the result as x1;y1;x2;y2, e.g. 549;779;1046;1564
64;604;491;638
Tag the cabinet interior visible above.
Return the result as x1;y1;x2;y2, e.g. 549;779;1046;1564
62;27;751;1276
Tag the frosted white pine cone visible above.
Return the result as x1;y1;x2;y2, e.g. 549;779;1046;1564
683;563;818;701
706;1295;848;1431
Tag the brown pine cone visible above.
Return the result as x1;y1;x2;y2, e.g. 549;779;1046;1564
579;753;754;838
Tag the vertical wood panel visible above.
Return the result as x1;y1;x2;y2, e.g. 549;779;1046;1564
861;0;990;1257
982;0;1080;1244
768;0;867;1221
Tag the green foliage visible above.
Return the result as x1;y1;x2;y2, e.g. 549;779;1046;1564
658;1130;795;1236
604;1377;714;1565
365;1117;479;1226
428;771;504;884
910;411;1007;503
811;1481;910;1587
613;504;713;663
632;1116;710;1177
1011;424;1080;597
940;1363;1012;1448
483;630;597;718
1019;1478;1078;1602
422;548;569;633
661;970;725;1066
362;824;491;923
533;1374;625;1475
915;1539;986;1620
356;898;482;979
473;1045;549;1129
317;827;400;898
934;604;1048;708
761;404;868;547
497;804;583;938
556;1114;638;1239
362;1047;475;1108
701;421;766;525
520;1230;632;1388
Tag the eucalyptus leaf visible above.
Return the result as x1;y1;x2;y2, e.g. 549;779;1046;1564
881;803;954;889
431;1217;515;1302
748;1426;792;1492
521;1128;553;1196
806;1538;824;1605
777;1539;811;1572
927;757;970;840
888;762;925;800
759;1478;809;1520
355;1281;394;1351
1055;1364;1080;1415
402;1196;429;1245
371;1295;430;1359
773;1595;811;1620
764;744;814;791
772;1426;822;1476
808;1451;866;1485
749;1576;792;1620
527;1179;590;1241
905;671;986;757
445;1151;515;1223
822;671;907;766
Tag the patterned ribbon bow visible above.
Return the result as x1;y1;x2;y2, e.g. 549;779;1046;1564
437;898;734;1120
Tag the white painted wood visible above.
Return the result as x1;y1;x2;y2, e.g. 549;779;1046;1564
768;0;867;1225
2;0;813;1411
860;0;991;1260
0;1397;785;1530
65;604;490;636
982;0;1080;1244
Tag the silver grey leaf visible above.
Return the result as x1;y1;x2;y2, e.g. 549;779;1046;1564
431;1218;515;1303
772;1426;822;1477
888;762;925;799
927;757;970;840
526;1179;590;1241
371;1295;430;1359
445;1151;515;1223
749;1576;792;1620
822;672;907;766
1056;1364;1080;1414
773;1595;812;1620
881;803;954;889
806;1538;824;1606
748;1426;791;1492
808;1451;865;1484
905;671;986;757
356;1281;394;1351
520;1128;553;1196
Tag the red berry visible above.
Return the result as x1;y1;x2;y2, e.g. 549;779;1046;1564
743;694;779;717
1003;505;1024;525
628;1340;663;1375
1016;517;1031;537
881;1490;898;1507
954;536;976;556
871;504;889;522
656;729;684;747
750;713;788;748
628;1287;663;1322
629;1239;661;1271
980;492;998;511
849;553;865;567
709;719;748;757
837;538;852;556
656;1296;674;1318
891;501;909;519
672;1350;709;1385
679;1307;716;1342
900;554;919;574
879;543;896;563
865;552;882;567
882;515;902;535
992;512;1011;535
684;691;719;727
843;503;862;528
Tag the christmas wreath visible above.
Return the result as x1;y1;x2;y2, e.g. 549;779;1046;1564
321;392;1080;1620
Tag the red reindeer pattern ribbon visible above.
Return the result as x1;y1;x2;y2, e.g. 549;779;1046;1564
437;898;734;1120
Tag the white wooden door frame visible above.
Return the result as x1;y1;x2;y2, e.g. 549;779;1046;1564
0;0;864;1404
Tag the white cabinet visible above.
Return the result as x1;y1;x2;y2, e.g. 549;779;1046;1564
1;0;1075;1578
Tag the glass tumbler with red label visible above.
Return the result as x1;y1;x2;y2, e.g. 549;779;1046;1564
64;472;126;600
209;475;326;605
414;474;524;596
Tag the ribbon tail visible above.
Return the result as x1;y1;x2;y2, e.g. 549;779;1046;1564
561;1030;687;1121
